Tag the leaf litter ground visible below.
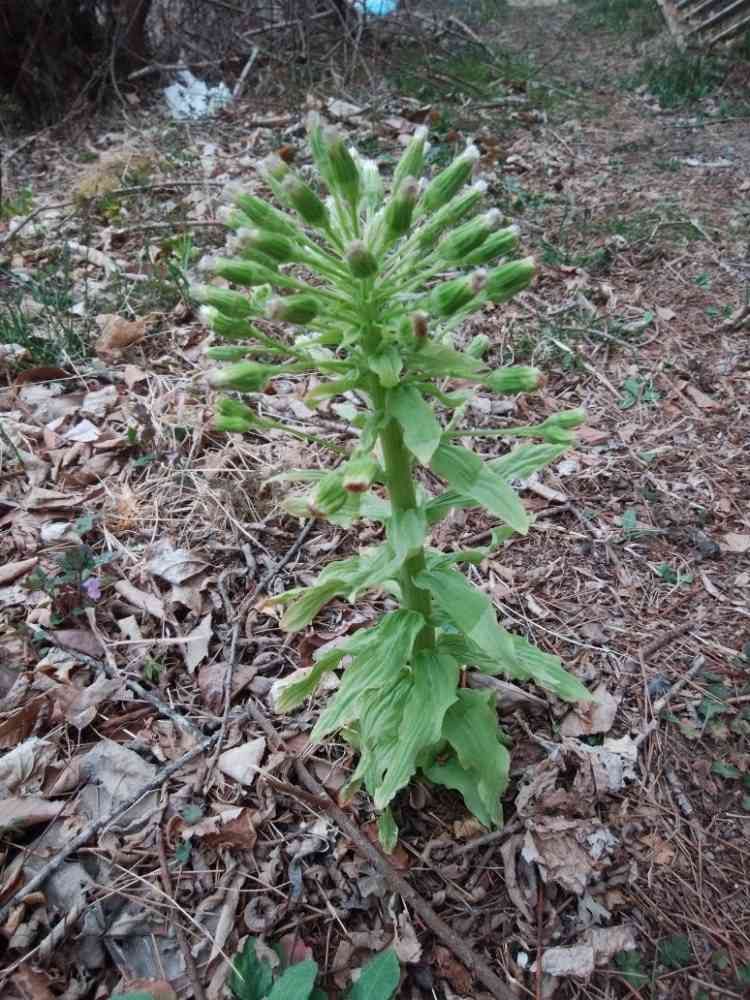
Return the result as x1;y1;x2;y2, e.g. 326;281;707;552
1;3;749;998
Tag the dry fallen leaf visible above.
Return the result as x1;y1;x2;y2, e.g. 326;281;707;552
95;313;147;357
181;612;212;673
722;533;750;554
560;683;620;737
218;738;267;787
537;924;637;978
0;558;38;586
0;796;66;833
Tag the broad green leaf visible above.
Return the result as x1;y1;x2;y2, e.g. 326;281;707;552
377;809;399;853
229;937;275;1000
489;443;569;481
347;949;401;1000
388;385;442;464
276;646;349;711
313;610;424;739
439;633;591;703
406;342;482;378
280;580;344;632
434;688;510;826
514;637;592;702
430;442;529;533
368;344;403;387
266;960;318;1000
425;443;568;525
423;754;496;829
388;507;427;563
417;566;514;663
373;650;459;809
348;676;411;798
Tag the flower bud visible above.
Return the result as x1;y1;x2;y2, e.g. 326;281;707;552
360;157;385;211
429;269;486;317
323;127;361;207
199;306;264;341
309;471;348;517
192;283;254;318
545;407;586;429
437;208;502;262
346;240;378;279
422;144;480;212
238;227;301;263
214;398;258;433
232;191;299;238
483;366;542;394
464;225;519;267
267;294;320;325
281;174;329;228
259;153;290;182
467;333;490;359
342;453;379;492
210;361;275;392
211;257;279;287
485;256;536;303
385;177;419;238
411;311;429;342
392;125;428;193
415;180;486;251
216;205;254;231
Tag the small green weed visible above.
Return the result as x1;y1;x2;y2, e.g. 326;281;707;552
618;376;660;409
637;48;726;107
573;0;664;39
655;562;693;586
27;529;113;626
228;938;400;1000
0;186;33;221
0;252;94;367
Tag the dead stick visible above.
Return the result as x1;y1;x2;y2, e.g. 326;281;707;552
0;731;218;927
640;618;700;660
158;830;208;1000
243;700;515;1000
635;657;706;748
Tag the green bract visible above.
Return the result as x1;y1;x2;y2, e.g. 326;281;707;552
198;116;591;847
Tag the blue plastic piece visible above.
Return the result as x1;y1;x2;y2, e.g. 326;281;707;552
361;0;398;14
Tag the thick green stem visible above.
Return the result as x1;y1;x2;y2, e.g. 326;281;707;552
379;408;434;650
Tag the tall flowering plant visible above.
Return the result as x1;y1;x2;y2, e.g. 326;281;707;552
194;116;590;847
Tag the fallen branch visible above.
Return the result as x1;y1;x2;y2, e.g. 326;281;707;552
635;656;706;748
0;730;219;927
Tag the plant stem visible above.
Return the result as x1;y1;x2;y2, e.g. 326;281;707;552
379;408;434;650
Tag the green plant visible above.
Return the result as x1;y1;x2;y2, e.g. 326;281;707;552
196;116;591;845
230;939;399;1000
0;186;33;221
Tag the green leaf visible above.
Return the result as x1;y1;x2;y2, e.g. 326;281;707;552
738;962;750;984
276;646;349;711
110;994;161;1000
711;760;741;779
229;937;275;1000
368;344;403;387
614;950;648;988
313;610;425;739
388;385;442;464
417;566;515;663
389;508;427;563
423;754;496;828
406;341;482;378
658;934;692;970
430;442;529;534
266;960;319;1000
377;808;399;853
347;950;401;1000
438;633;591;703
280;579;345;632
373;650;459;809
422;689;510;828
